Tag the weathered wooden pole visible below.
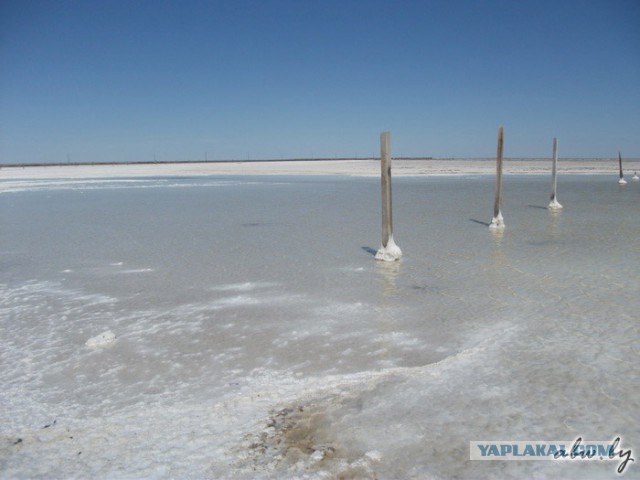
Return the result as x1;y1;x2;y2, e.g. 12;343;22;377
489;126;506;230
375;131;402;261
548;137;563;210
618;152;627;185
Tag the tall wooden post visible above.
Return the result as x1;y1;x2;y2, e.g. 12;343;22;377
548;137;563;210
618;152;627;185
375;132;402;261
489;126;505;230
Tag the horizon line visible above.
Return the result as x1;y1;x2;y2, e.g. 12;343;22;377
2;156;639;169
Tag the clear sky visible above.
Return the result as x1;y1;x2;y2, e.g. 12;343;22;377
1;0;638;164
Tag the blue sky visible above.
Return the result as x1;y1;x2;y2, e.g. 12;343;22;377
1;0;638;163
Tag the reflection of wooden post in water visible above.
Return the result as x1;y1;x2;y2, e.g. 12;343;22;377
375;132;402;261
548;137;563;210
489;126;505;230
618;152;627;185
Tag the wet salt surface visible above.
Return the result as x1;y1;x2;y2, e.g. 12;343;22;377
0;174;638;478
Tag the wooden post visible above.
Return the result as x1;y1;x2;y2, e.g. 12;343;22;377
375;132;402;261
489;126;505;230
618;152;627;185
548;137;563;210
380;131;392;249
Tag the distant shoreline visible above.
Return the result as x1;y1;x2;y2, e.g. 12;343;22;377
1;157;639;180
1;156;636;168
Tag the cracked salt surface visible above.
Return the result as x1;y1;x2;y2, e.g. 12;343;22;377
1;175;638;478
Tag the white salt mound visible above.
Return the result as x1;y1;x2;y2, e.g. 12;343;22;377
85;330;116;348
548;198;563;210
489;211;506;230
365;450;383;463
375;235;402;262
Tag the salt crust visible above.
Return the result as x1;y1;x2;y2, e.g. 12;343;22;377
2;159;639;181
375;236;402;262
489;211;505;230
548;198;563;210
85;330;116;348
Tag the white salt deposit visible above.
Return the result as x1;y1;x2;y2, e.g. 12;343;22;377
365;450;383;462
489;211;505;229
375;235;402;261
119;268;154;274
548;198;563;210
85;330;116;348
211;282;278;292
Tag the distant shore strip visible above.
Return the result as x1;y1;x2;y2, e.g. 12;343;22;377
1;157;639;180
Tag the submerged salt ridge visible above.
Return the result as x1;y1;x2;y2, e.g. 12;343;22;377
0;177;295;194
0;175;639;479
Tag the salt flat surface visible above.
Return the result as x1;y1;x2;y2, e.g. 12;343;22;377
0;174;638;478
2;157;639;181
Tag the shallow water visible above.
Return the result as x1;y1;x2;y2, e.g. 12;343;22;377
1;174;638;478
